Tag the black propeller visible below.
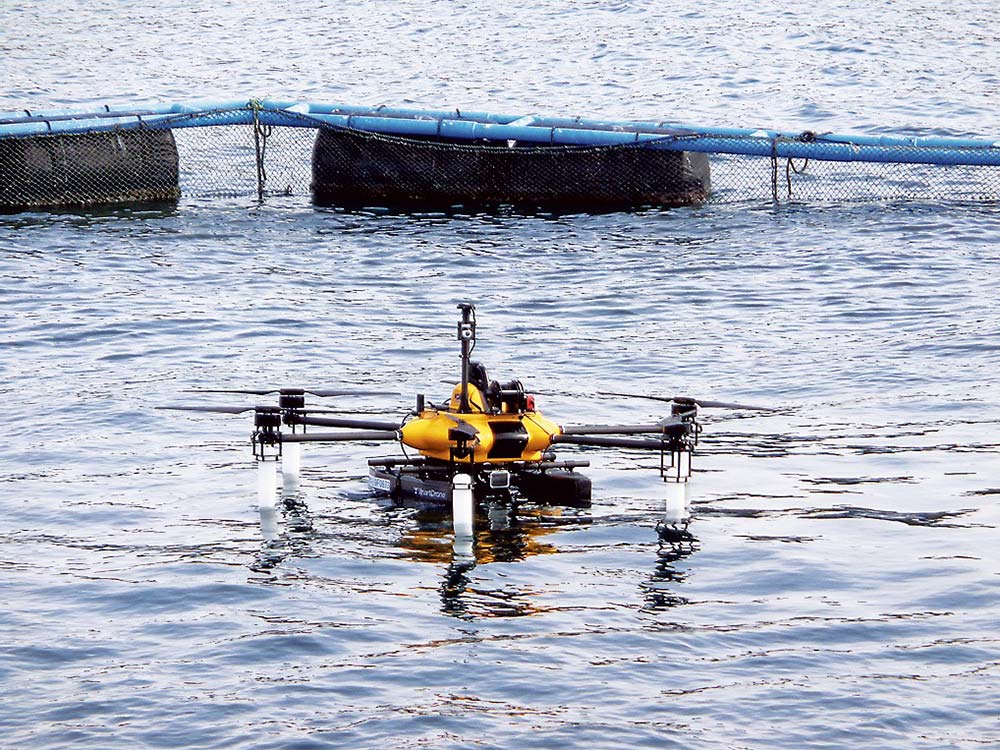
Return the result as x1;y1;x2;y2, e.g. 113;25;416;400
158;404;258;414
600;392;774;411
166;386;395;421
188;387;387;397
157;404;348;416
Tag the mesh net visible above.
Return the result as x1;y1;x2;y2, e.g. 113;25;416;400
0;128;179;210
174;125;1000;206
174;120;313;199
709;150;1000;204
3;120;1000;211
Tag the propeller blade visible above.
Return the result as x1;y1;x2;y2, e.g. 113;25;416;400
157;404;256;414
188;388;282;396
188;387;387;398
302;388;387;398
600;391;774;411
683;397;773;411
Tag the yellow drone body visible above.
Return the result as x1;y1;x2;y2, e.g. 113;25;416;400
399;384;561;463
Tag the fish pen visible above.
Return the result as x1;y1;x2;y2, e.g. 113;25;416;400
2;99;1000;212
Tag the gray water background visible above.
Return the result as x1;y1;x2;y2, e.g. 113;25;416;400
1;2;998;748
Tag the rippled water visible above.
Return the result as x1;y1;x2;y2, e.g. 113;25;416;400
2;3;999;749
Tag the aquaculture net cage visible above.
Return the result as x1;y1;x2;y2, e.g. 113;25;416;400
2;102;1000;211
174;127;1000;205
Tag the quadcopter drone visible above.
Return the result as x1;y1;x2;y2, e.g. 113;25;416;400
164;304;769;517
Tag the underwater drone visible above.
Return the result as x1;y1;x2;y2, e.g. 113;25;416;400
162;304;771;534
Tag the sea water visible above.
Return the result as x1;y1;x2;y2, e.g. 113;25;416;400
1;2;998;748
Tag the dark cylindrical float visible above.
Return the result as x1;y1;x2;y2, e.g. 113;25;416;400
0;128;180;210
311;126;710;211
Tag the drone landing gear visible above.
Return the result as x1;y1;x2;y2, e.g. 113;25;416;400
657;443;692;532
451;474;475;545
257;458;279;509
663;481;689;525
250;405;313;501
251;406;283;509
282;442;301;491
255;449;305;509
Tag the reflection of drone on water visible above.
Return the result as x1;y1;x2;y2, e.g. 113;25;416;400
163;303;772;539
253;492;701;619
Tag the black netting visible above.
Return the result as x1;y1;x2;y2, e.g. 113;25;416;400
708;151;1000;204
310;126;711;210
0;129;179;210
3;120;1000;212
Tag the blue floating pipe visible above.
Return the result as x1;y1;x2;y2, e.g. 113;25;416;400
0;97;991;150
253;98;1000;151
257;98;523;128
2;99;1000;167
0;99;248;123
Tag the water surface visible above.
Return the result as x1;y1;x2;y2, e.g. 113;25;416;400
1;3;998;749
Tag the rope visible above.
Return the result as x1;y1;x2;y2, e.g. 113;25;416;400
249;99;272;200
771;139;780;201
769;133;816;201
786;155;810;198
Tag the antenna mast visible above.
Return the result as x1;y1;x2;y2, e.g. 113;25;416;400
456;303;476;413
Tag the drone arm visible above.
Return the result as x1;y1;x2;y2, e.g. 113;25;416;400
287;414;401;431
561;422;679;436
280;430;400;443
552;434;678;450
